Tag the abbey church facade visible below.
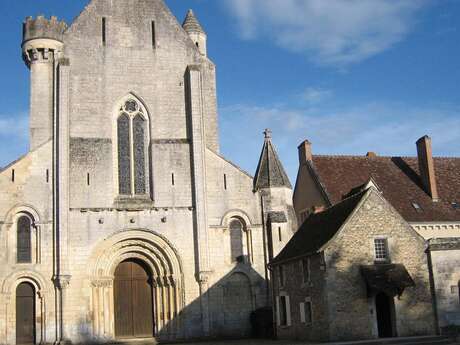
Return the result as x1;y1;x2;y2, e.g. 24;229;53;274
0;1;296;344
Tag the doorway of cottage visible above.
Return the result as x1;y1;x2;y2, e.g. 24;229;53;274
114;259;155;339
375;292;395;338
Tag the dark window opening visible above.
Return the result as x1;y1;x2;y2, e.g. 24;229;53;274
278;226;282;242
171;173;175;186
279;265;285;287
230;219;244;262
279;296;287;326
12;169;15;182
302;258;310;283
17;216;32;263
196;42;199;48
151;21;156;47
87;173;90;186
303;301;312;324
46;169;49;183
224;174;227;190
102;17;107;45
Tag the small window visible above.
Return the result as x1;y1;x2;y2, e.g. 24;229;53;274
278;227;282;242
452;202;460;210
279;295;288;326
224;174;227;190
151;21;156;47
102;17;107;45
301;258;310;283
300;299;312;324
279;265;285;287
374;238;389;262
412;202;422;212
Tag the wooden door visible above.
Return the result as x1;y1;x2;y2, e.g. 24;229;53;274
114;260;154;338
16;282;35;345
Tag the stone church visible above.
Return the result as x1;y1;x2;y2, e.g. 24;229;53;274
0;1;296;344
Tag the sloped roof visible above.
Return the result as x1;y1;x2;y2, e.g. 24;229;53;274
254;130;292;191
271;189;367;265
182;9;205;34
310;155;460;222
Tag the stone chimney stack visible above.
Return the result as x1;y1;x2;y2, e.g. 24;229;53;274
416;135;439;202
298;140;312;165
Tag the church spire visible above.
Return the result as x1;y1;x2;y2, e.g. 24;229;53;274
183;9;205;34
254;129;292;191
182;9;207;56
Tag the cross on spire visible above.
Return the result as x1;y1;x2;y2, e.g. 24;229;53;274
264;128;272;139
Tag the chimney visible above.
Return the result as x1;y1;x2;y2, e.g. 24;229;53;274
312;205;326;214
366;152;377;158
416;135;439;201
298;140;312;164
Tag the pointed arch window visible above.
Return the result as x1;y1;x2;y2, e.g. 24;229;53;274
17;215;32;263
117;98;148;196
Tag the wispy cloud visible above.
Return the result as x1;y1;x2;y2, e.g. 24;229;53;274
220;101;460;183
300;87;333;105
224;0;428;66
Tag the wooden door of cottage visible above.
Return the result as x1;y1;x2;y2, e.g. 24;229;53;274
114;259;154;338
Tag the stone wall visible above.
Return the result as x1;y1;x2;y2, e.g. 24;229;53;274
273;253;330;342
324;191;436;341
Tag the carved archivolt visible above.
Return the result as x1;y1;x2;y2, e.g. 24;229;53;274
87;229;185;339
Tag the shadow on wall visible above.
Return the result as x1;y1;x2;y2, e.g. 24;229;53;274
74;263;269;344
323;247;437;342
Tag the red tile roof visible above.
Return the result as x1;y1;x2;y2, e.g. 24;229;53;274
311;155;460;222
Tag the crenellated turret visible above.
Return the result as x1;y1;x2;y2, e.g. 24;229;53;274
21;16;67;150
183;9;207;57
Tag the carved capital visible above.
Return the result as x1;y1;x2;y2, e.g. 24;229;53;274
196;271;212;285
53;275;71;290
91;279;113;288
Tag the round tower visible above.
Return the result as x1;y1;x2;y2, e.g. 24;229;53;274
22;15;67;150
183;9;207;57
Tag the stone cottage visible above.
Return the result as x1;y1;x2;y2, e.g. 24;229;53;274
270;187;437;342
0;1;297;344
293;135;460;331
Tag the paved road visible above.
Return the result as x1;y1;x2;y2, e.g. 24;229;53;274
169;340;307;345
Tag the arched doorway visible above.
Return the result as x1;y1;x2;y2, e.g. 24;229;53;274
375;292;395;338
16;282;36;345
223;273;253;337
114;259;154;339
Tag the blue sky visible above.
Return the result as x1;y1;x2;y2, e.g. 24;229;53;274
0;0;459;183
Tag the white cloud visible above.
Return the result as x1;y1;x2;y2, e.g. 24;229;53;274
224;0;428;66
301;87;332;104
219;101;460;183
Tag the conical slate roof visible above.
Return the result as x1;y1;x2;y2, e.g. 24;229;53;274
254;129;292;191
182;9;205;34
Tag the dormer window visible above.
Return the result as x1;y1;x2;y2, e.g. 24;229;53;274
412;202;422;213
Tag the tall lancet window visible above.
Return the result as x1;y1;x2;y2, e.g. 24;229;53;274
17;215;32;263
117;98;148;196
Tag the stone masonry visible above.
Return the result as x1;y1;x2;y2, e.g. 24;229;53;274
0;1;296;344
